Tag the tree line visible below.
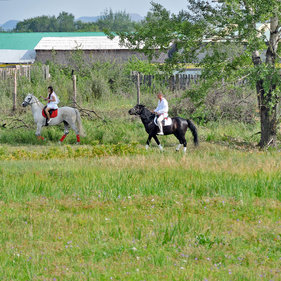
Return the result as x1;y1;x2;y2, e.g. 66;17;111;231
4;9;136;33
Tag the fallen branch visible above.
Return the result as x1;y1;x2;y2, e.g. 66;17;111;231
1;117;32;129
74;103;107;123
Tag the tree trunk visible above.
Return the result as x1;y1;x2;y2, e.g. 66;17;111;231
257;81;277;147
252;15;280;148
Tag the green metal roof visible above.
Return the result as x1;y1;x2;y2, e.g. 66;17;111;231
0;32;107;50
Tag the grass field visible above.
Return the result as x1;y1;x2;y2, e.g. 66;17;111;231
0;143;280;280
0;58;281;280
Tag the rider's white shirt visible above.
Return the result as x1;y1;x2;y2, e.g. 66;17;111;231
155;98;168;115
47;92;59;109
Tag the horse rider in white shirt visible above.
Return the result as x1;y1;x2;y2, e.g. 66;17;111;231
40;86;59;124
153;92;169;135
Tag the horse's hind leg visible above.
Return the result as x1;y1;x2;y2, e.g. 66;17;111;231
59;121;70;143
68;121;80;144
182;136;187;153
174;133;183;151
175;132;187;152
63;121;69;135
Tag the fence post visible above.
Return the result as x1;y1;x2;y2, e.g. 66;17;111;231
136;72;141;104
12;67;18;111
72;74;77;107
44;65;50;80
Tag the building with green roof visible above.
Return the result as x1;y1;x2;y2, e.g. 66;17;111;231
0;32;108;65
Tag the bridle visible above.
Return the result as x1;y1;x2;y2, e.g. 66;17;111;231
23;95;40;106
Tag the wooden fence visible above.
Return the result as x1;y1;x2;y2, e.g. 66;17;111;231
0;65;49;81
0;65;50;111
131;73;201;91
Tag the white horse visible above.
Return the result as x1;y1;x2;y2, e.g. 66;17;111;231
22;93;85;143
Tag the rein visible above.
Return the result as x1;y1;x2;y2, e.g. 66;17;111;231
28;96;43;107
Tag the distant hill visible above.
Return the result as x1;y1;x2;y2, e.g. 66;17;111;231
77;13;143;23
1;20;19;31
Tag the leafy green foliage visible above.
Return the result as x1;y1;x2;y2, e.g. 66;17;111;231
96;9;136;33
13;10;137;33
14;12;83;32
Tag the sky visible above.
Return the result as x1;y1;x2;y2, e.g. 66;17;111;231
0;0;188;24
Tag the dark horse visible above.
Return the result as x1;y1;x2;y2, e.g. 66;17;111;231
129;104;198;152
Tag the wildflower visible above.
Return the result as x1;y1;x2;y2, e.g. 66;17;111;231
132;247;137;251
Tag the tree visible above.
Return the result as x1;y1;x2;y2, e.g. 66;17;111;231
74;21;100;32
15;15;58;32
14;12;94;32
117;1;281;148
57;12;75;32
97;9;136;33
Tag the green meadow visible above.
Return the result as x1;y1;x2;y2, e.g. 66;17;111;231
0;61;280;280
0;144;280;281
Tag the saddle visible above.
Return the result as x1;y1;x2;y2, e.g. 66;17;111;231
154;116;172;127
42;107;58;119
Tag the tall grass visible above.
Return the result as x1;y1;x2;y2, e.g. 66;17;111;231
0;146;280;280
0;145;280;202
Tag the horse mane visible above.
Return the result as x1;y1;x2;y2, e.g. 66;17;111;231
31;94;44;109
140;105;155;121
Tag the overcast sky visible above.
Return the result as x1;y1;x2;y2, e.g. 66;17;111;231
0;0;188;24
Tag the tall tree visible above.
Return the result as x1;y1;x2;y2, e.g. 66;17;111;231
117;1;281;147
57;11;75;32
97;9;136;33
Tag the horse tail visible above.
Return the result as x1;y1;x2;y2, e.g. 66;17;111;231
75;109;86;137
186;119;198;146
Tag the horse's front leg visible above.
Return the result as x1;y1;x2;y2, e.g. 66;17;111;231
146;135;152;150
36;123;44;140
153;135;163;151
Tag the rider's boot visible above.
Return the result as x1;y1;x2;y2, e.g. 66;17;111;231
157;122;164;135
